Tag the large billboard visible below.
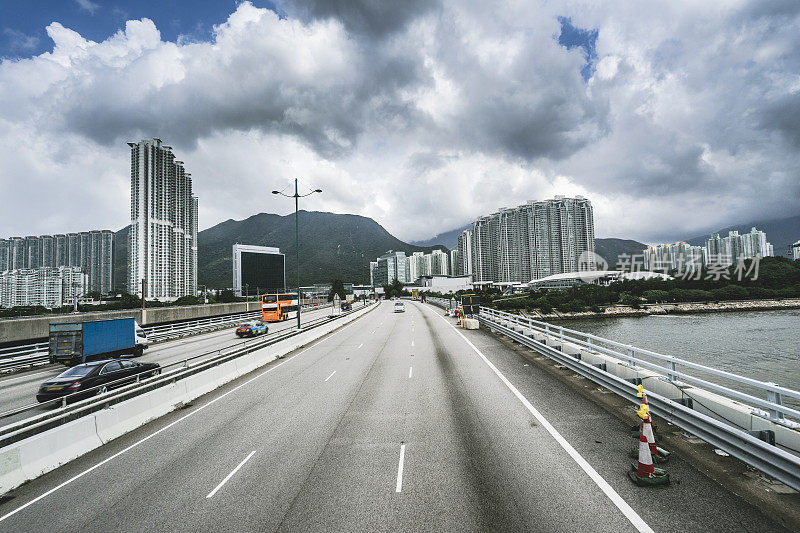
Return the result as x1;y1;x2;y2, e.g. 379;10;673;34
241;252;285;294
232;244;285;296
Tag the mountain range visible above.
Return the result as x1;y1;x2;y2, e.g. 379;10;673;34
112;212;798;291
113;211;446;290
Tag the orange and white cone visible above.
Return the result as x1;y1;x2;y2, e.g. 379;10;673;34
630;403;670;463
629;434;670;486
635;434;655;478
642;416;658;458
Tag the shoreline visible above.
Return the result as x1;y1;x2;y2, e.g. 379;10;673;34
519;298;800;321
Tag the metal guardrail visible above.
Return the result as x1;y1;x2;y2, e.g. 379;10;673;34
0;303;332;372
479;307;800;427
0;300;372;445
425;298;800;490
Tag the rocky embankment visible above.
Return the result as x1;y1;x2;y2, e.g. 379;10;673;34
522;298;800;321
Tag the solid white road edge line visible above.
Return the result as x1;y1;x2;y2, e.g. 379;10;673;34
206;450;256;499
395;444;406;493
324;370;336;382
432;310;655;533
0;307;373;523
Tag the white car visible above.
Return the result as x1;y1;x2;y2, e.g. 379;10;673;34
394;302;405;313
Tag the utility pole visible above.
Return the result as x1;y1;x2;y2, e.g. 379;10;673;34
141;278;147;311
272;178;322;331
295;178;300;330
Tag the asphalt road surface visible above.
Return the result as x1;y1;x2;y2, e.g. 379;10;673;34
0;306;333;423
0;301;789;532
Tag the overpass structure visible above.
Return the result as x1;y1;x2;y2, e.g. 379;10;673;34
0;300;798;531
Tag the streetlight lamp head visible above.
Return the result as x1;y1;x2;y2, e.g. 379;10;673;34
271;190;280;194
314;189;322;193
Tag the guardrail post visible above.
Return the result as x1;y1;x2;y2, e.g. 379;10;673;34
667;361;677;383
766;385;785;422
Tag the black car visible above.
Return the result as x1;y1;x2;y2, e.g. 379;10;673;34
36;359;161;403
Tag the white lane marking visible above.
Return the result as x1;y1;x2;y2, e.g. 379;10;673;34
357;343;363;349
432;311;654;533
371;330;375;334
324;370;336;382
411;340;414;347
408;366;413;379
0;309;372;524
395;444;406;493
206;450;256;499
0;369;56;384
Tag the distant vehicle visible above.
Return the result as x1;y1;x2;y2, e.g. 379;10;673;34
394;302;405;313
341;301;352;311
36;359;160;403
262;293;299;322
49;318;149;366
236;321;269;337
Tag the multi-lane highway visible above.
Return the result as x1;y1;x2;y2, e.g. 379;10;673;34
0;305;335;424
0;301;789;531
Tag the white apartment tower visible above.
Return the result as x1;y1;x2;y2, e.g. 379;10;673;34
127;139;198;300
468;196;595;283
457;229;474;277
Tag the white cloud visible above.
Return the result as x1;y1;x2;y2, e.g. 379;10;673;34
1;1;799;244
75;0;100;15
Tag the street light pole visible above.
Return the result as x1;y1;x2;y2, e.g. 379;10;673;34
295;178;300;330
272;178;322;330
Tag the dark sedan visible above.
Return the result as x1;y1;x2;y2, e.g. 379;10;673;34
36;359;161;403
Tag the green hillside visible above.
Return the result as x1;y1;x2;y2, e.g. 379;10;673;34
114;211;446;290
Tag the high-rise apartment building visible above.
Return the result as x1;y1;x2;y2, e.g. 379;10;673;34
0;267;87;308
457;229;474;277
0;239;8;272
643;242;704;272
705;227;773;266
127;138;198;300
372;251;407;287
466;196;595;283
406;252;426;283
793;240;800;261
0;231;113;294
430;249;449;276
449;249;460;276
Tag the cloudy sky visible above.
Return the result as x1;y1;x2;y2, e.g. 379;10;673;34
1;0;799;244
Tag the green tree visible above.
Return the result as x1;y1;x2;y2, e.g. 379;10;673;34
328;279;347;302
218;289;237;303
642;290;669;303
619;292;641;309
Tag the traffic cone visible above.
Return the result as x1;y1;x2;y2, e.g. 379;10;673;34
630;404;670;463
630;385;660;440
628;434;670;486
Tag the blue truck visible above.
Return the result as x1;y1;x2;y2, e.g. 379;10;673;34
48;318;149;366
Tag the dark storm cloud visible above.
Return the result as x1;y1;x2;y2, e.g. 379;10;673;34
280;0;440;39
759;92;800;149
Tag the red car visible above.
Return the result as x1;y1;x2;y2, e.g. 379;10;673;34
235;321;269;337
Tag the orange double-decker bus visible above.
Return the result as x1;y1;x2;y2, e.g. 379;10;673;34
261;293;299;322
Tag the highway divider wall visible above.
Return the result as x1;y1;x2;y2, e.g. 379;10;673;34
0;302;256;345
0;302;376;495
